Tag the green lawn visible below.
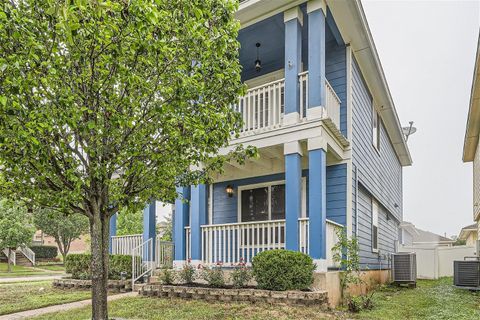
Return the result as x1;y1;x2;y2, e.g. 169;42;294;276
355;277;480;320
31;277;480;320
0;262;63;277
0;281;91;316
36;264;65;272
32;297;334;320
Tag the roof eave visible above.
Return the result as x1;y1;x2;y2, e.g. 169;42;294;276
463;32;480;163
329;0;412;166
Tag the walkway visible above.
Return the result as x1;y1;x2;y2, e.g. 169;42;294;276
0;275;65;283
0;292;136;319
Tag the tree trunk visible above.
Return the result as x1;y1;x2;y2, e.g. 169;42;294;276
7;248;11;273
90;209;110;320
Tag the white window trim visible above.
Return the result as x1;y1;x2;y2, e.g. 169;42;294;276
372;198;379;253
237;178;307;222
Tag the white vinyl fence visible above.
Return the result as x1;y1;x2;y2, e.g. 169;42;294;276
398;245;477;279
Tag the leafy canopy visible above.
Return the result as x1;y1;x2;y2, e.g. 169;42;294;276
0;199;35;249
117;208;143;236
32;208;89;259
0;0;253;218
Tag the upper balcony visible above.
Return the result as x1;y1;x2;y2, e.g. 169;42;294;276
232;71;341;136
230;2;348;149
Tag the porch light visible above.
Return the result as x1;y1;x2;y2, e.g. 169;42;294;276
225;185;234;197
255;43;262;72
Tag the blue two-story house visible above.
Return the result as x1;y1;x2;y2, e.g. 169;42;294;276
110;0;412;277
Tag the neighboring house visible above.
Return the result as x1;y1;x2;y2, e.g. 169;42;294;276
33;230;89;254
399;221;454;247
110;0;412;273
463;31;480;251
458;223;478;247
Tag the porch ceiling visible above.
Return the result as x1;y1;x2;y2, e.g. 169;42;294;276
238;6;337;82
214;143;342;183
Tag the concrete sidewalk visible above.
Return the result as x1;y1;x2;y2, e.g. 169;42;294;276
0;275;65;283
0;292;136;319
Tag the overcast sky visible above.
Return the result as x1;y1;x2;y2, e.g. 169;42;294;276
362;0;480;237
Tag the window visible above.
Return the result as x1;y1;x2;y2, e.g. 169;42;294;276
372;199;379;252
239;182;286;222
372;105;381;151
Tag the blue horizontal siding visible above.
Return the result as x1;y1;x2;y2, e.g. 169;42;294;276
213;164;347;227
326;40;347;137
351;56;403;268
356;184;398;269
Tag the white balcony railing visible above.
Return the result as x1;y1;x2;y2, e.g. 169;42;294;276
232;78;285;135
325;79;341;128
232;72;341;136
197;218;342;268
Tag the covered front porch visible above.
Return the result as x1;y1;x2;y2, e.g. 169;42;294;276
175;136;348;272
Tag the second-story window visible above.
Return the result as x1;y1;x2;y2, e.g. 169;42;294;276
372;105;381;151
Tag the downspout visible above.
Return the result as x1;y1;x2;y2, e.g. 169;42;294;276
354;165;359;236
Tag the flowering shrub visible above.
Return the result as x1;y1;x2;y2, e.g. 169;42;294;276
159;267;175;285
230;258;252;288
179;259;196;284
200;261;225;288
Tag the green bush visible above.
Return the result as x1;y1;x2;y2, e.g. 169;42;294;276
252;250;315;291
29;245;58;259
65;254;132;280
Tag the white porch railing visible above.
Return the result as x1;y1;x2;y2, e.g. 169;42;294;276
233;72;341;136
198;218;341;268
325;79;341;128
111;234;143;256
19;245;35;266
326;220;342;269
132;238;154;287
201;219;285;265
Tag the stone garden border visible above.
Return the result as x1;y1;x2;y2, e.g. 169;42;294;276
140;284;328;306
53;278;132;292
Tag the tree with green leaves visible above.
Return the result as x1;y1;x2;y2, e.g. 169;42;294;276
158;212;173;241
32;209;89;262
332;228;362;301
116;208;143;236
0;200;35;272
0;1;253;318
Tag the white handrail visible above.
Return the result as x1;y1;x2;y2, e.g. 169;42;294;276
19;245;35;265
2;248;15;266
132;238;154;287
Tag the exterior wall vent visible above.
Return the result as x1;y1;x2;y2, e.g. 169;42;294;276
392;252;417;286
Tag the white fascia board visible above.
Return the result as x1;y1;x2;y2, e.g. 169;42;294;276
328;0;412;167
463;33;480;162
237;0;306;29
